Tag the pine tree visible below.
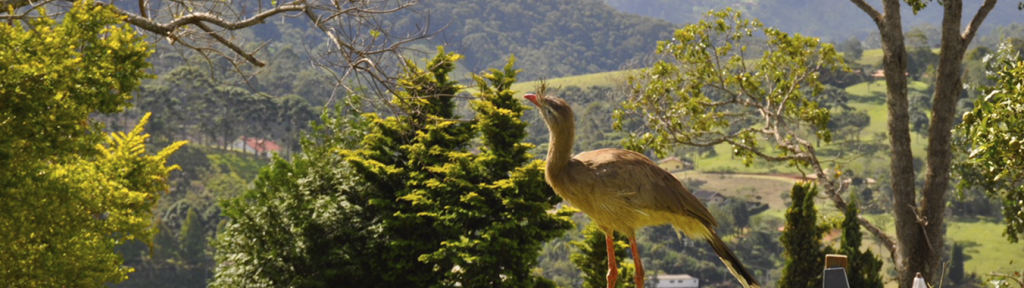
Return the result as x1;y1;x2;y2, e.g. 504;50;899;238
343;49;573;286
215;49;572;287
778;182;826;288
178;208;206;265
949;242;965;285
342;48;476;286
152;219;179;262
841;199;884;288
432;55;575;287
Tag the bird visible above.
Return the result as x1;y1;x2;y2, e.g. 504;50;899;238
524;92;761;288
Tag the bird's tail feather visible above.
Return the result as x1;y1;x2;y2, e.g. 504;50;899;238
705;234;761;288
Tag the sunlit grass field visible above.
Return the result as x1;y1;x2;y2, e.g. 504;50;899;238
511;69;635;93
678;170;1024;283
861;214;1024;280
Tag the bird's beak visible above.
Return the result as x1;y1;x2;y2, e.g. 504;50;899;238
524;93;541;107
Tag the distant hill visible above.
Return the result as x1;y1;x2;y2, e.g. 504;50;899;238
397;0;678;80
601;0;1024;43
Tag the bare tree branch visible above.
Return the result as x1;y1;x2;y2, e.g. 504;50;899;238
961;0;998;45
849;0;884;26
94;0;307;67
193;21;266;67
859;215;897;251
3;0;432;100
112;2;307;34
300;0;445;110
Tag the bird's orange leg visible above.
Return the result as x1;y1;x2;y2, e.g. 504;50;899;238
605;234;618;288
629;237;645;288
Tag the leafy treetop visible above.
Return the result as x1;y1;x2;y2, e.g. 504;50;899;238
616;8;844;173
955;41;1024;242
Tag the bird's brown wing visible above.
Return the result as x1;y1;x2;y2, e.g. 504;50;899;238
573;148;718;228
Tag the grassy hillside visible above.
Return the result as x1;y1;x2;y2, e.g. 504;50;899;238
856;48;941;67
674;171;798;210
862;213;1024;280
510;69;634;93
672;172;1024;282
205;148;271;182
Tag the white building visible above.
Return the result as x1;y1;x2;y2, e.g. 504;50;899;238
651;274;699;288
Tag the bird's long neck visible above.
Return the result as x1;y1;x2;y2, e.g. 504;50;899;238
545;119;575;181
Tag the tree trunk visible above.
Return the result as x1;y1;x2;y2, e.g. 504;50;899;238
851;0;998;286
874;2;923;287
920;0;996;284
913;0;965;285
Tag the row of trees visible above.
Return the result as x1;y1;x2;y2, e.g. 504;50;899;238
127;62;318;154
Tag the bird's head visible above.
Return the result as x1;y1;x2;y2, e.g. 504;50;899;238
524;93;574;126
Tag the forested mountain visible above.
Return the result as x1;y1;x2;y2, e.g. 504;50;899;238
404;0;677;80
603;0;1024;43
220;0;678;81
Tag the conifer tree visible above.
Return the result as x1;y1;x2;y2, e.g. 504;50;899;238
949;242;965;285
153;219;179;262
178;208;207;265
343;48;573;286
778;182;827;288
432;55;575;287
841;199;884;288
215;49;572;287
342;48;476;286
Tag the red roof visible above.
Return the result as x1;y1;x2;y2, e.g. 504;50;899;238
242;137;280;154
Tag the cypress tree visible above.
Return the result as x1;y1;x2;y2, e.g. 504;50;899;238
178;208;206;265
949;242;965;285
778;182;826;288
841;199;884;288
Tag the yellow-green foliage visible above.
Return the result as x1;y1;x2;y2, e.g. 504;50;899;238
0;1;182;286
1;113;184;286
